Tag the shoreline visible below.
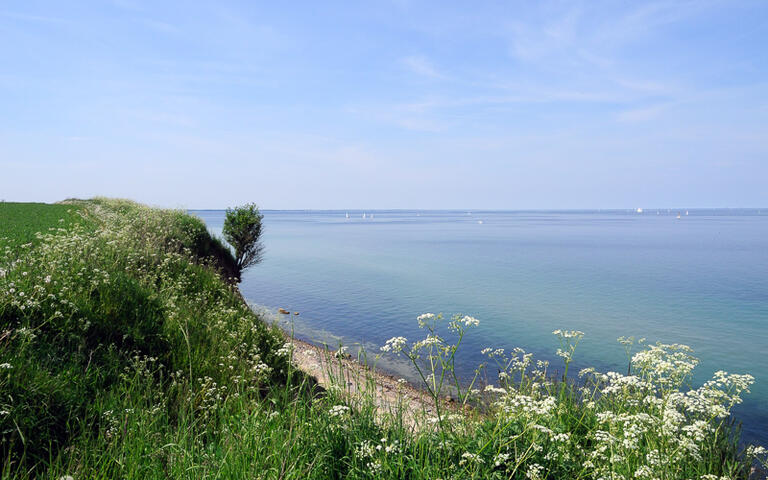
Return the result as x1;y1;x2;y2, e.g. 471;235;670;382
254;303;448;427
285;334;444;429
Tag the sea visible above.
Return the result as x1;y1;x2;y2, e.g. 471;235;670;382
191;209;768;446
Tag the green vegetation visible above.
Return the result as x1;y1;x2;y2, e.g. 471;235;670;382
0;199;765;479
0;202;89;246
0;199;287;477
222;203;264;279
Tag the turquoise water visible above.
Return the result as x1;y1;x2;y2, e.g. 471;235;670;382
192;209;768;445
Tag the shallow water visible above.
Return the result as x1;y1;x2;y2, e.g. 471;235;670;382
192;209;768;445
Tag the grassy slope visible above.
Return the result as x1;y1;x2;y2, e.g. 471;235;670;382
0;200;764;479
0;200;292;477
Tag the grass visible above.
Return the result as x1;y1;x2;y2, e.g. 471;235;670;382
0;199;765;479
0;202;89;246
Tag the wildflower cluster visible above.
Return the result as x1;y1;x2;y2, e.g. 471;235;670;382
378;313;483;433
0;199;289;470
377;318;766;479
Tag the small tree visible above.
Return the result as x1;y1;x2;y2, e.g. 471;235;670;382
223;203;264;278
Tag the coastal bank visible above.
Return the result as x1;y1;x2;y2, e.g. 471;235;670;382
0;199;764;479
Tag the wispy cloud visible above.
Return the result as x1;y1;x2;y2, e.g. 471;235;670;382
505;5;584;62
595;0;726;45
401;55;445;79
617;104;670;122
138;18;179;34
0;11;71;24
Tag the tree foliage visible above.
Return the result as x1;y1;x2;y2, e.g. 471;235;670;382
222;203;265;278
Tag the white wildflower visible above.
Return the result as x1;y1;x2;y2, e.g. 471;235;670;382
484;384;506;394
526;463;545;480
646;450;667;467
384;439;401;454
329;405;350;417
275;343;293;357
552;329;584;339
413;335;441;350
634;465;654;478
334;346;348;358
356;440;375;459
530;423;553;435
366;460;382;475
494;452;511;467
459;452;483;466
746;445;767;457
417;313;435;327
380;336;407;353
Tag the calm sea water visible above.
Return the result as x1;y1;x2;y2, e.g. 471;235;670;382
192;209;768;445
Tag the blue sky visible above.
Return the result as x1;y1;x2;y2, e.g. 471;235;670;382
1;1;767;209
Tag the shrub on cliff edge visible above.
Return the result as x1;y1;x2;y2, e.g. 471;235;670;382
222;203;265;280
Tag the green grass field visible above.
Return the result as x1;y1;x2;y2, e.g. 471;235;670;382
0;202;87;246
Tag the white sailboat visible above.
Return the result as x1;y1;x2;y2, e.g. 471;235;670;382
362;213;366;219
345;212;349;219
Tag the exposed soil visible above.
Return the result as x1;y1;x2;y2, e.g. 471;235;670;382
288;337;450;430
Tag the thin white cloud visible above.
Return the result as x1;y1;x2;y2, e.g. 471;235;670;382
139;18;180;34
401;55;445;79
597;0;722;43
616;79;675;94
0;11;70;24
617;104;669;122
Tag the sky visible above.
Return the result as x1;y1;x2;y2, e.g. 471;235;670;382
1;1;767;209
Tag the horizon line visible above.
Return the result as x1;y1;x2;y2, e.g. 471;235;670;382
186;207;768;212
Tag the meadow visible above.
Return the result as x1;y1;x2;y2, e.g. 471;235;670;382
0;199;765;479
0;203;90;245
